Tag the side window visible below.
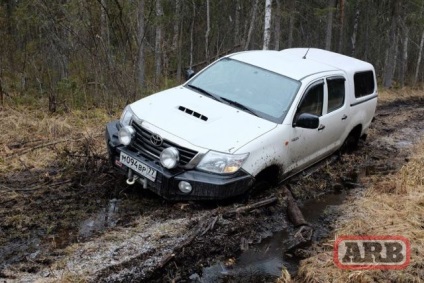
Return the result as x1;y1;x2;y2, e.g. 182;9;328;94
296;82;324;118
327;77;345;113
354;71;375;98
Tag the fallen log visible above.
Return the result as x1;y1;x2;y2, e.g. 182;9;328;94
223;196;278;217
281;185;314;253
282;186;308;227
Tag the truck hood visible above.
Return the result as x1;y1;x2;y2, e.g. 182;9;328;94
130;86;277;153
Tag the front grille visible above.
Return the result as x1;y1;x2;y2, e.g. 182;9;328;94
130;121;198;166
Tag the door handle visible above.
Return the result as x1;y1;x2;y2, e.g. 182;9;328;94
341;114;348;120
318;124;325;131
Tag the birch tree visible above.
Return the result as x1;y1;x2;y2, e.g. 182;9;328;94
351;5;360;56
263;0;272;50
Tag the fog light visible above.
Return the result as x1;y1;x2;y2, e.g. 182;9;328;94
160;147;179;169
178;181;192;194
118;125;135;145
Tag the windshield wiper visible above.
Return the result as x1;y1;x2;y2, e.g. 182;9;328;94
219;97;259;117
186;84;223;102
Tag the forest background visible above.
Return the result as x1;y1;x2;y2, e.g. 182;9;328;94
0;0;423;112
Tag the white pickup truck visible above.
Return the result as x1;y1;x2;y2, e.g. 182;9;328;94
105;48;377;200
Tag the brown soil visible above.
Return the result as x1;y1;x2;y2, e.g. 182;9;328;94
0;93;423;282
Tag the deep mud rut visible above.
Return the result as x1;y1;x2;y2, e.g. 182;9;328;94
0;96;423;282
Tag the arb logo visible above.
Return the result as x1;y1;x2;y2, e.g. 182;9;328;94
334;236;410;270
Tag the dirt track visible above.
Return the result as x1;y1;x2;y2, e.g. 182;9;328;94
0;96;423;282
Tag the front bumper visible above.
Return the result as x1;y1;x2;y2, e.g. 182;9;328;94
105;121;254;200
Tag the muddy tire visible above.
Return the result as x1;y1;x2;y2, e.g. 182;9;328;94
243;180;273;203
340;130;360;153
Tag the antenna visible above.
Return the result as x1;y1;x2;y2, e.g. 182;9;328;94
302;48;310;59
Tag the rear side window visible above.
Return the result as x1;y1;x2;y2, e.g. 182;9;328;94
354;71;375;98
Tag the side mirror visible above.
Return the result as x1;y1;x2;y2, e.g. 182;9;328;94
185;69;195;81
293;113;319;129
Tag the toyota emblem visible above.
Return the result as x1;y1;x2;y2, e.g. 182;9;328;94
150;133;163;146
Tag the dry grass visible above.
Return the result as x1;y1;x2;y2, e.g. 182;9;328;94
377;87;424;103
0;99;115;174
295;139;424;283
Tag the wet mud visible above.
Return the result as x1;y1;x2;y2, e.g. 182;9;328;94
0;96;423;281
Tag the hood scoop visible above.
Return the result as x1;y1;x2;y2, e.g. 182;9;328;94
178;106;208;121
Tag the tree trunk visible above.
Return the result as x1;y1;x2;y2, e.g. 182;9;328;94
245;0;259;50
363;1;370;61
155;0;163;85
274;0;281;50
172;0;181;51
189;0;195;68
287;0;295;48
351;5;360;56
5;0;15;72
400;26;408;88
100;0;109;47
263;0;272;50
414;30;424;86
234;0;241;47
383;0;401;89
136;0;145;94
325;0;336;50
337;0;345;53
205;0;211;62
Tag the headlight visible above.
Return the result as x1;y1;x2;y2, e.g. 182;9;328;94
118;125;135;145
160;147;180;169
196;151;249;174
120;105;134;126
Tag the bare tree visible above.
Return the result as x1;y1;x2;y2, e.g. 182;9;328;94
263;0;272;50
245;0;259;50
189;0;195;68
205;0;211;61
287;0;295;48
337;0;345;53
234;0;241;47
383;0;401;89
155;0;163;84
399;24;408;87
172;0;181;51
136;0;145;94
414;30;424;86
274;0;281;50
325;0;336;50
351;5;360;56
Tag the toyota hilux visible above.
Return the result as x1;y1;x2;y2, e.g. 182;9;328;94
105;48;377;200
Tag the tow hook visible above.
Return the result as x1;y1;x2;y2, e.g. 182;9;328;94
126;169;139;185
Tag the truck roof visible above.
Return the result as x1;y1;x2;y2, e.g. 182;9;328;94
229;48;374;81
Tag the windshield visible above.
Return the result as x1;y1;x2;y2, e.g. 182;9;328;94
186;58;301;123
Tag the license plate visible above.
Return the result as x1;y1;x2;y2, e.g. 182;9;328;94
119;152;157;182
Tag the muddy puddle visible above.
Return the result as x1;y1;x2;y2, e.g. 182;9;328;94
199;191;348;282
79;198;121;239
